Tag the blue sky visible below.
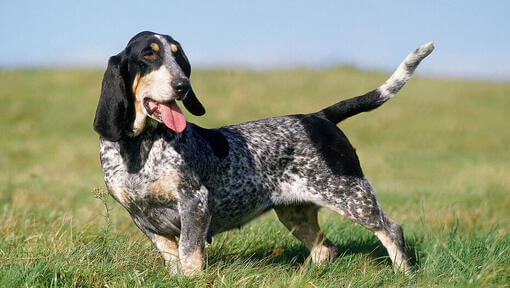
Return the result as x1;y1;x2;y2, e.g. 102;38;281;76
1;1;509;80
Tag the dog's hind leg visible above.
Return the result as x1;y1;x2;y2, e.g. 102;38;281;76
274;203;338;263
372;214;411;274
322;177;411;273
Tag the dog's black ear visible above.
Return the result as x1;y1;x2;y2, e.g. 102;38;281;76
93;55;130;141
182;88;205;116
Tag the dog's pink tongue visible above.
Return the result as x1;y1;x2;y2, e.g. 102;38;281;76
159;101;186;133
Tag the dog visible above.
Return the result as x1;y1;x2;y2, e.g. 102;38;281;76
93;31;433;275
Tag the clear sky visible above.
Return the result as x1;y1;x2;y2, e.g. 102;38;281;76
1;0;509;80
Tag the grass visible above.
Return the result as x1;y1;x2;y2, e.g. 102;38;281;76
0;67;509;287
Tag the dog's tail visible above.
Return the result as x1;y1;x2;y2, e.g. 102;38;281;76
314;41;434;124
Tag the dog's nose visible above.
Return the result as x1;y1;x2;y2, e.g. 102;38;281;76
171;78;190;94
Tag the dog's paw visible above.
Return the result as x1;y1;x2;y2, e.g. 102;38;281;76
311;242;338;263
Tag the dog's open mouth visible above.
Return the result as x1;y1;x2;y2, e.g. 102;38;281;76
143;98;187;133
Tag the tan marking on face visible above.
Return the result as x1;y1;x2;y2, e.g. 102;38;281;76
148;175;180;199
132;66;174;128
134;66;173;103
150;42;160;52
170;43;178;53
130;72;147;136
180;248;204;275
132;100;147;136
132;72;141;94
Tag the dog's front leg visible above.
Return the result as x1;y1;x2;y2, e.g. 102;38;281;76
178;185;210;275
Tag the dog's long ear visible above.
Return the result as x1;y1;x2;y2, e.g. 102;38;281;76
93;55;130;141
182;88;205;116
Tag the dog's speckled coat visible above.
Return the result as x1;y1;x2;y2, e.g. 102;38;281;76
94;31;433;275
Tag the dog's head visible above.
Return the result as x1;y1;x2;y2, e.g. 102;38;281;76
93;31;205;141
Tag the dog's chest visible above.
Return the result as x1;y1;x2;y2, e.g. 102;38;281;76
99;137;183;214
108;174;181;208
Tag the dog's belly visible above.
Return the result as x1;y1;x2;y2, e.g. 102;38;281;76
206;183;274;237
129;186;274;239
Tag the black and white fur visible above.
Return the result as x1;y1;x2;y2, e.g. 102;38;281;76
93;31;434;275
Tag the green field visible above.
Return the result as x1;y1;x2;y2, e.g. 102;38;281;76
1;68;509;287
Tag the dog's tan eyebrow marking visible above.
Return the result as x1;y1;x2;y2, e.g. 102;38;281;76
150;42;160;52
170;44;178;53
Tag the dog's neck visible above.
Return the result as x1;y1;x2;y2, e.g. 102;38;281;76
100;122;229;176
118;123;183;173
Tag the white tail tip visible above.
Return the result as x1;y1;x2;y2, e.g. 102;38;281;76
416;41;435;60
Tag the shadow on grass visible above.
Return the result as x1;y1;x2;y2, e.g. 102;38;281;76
207;234;424;270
